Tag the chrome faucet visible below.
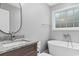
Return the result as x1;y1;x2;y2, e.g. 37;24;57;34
63;33;70;42
63;33;73;48
9;33;15;41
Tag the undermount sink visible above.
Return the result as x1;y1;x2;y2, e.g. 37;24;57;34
1;39;30;48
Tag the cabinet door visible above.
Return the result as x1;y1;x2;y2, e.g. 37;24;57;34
0;43;37;56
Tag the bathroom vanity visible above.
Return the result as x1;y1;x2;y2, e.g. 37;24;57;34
0;39;38;56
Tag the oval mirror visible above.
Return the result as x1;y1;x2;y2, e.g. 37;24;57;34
0;3;22;34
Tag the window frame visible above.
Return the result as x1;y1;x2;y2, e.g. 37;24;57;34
52;4;79;30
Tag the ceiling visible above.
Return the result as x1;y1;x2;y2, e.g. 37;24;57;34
47;3;58;6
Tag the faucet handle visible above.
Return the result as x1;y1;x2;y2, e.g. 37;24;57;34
63;33;70;39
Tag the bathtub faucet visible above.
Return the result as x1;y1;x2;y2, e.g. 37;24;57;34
63;33;73;48
63;33;71;42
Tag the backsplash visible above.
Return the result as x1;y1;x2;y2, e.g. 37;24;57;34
0;35;24;41
14;35;24;39
0;35;10;41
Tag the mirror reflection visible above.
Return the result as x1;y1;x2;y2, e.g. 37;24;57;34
0;3;21;33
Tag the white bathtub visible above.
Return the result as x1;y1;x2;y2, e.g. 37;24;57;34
48;40;79;56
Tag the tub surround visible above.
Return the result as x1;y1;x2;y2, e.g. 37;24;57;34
0;39;38;56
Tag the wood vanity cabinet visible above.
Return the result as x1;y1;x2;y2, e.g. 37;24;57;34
0;43;37;56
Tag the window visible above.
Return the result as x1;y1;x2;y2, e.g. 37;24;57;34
53;5;79;30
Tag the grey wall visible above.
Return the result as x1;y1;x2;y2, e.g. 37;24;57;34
19;3;50;52
51;3;79;43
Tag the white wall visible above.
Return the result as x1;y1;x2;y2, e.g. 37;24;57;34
51;3;79;43
19;3;50;52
